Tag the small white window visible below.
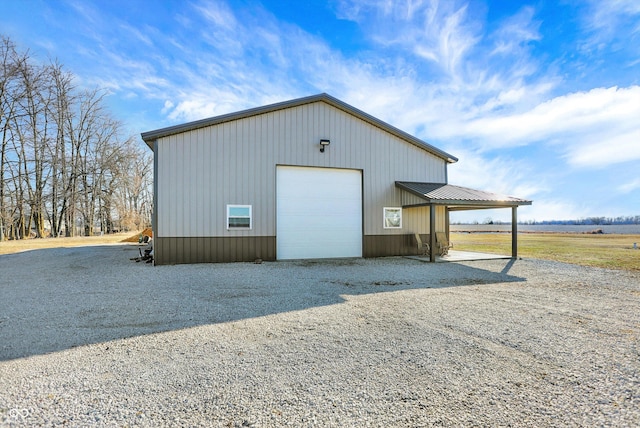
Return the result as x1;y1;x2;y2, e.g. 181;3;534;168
227;205;252;229
383;207;402;229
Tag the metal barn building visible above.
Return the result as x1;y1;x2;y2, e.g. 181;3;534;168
142;94;531;265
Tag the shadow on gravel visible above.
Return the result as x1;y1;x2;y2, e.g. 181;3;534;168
0;245;525;361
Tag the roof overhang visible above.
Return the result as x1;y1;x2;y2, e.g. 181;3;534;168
396;181;532;210
141;93;458;164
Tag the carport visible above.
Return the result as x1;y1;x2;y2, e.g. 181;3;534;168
396;182;533;262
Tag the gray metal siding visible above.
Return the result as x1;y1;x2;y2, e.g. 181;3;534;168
156;101;446;239
401;190;430;207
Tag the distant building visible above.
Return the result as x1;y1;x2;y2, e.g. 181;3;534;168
142;94;531;265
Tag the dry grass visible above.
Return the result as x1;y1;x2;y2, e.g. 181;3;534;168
120;228;153;243
452;232;640;271
0;232;140;256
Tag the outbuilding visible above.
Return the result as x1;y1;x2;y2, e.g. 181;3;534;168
142;93;531;265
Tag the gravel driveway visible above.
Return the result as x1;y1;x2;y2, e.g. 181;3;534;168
1;244;639;427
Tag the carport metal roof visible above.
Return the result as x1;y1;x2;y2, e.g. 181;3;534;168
396;181;532;262
395;181;532;210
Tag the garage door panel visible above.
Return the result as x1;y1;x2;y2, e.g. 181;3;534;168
281;222;360;235
277;166;362;260
279;203;360;216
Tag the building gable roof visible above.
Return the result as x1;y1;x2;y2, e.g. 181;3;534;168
396;181;532;208
141;93;458;163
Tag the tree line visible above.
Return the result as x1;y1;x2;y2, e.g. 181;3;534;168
453;215;640;226
1;36;152;240
520;216;640;226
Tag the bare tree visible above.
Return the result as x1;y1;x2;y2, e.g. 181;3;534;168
0;37;28;240
12;55;55;238
46;61;75;237
112;143;153;232
0;35;153;240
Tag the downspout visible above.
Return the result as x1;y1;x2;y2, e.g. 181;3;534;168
444;162;448;184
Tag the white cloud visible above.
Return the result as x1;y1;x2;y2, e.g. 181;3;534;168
167;91;252;122
567;127;640;168
161;100;174;114
444;86;640;168
618;178;640;194
450;199;587;224
517;200;585;223
446;148;541;198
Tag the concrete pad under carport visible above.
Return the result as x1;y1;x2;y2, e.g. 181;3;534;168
406;249;513;263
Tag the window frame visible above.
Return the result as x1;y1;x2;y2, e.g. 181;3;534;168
383;207;402;229
227;204;252;230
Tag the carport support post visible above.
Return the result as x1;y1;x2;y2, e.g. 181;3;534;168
512;206;518;258
429;204;436;262
445;208;450;240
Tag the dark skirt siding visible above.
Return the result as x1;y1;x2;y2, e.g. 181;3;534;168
363;234;419;257
156;234;418;265
155;236;276;265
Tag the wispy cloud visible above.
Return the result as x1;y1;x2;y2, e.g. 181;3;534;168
585;0;640;32
618;178;640;194
194;0;238;30
490;6;541;55
118;23;154;47
336;0;482;81
579;0;640;59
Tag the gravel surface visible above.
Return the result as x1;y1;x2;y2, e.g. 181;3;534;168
1;244;639;427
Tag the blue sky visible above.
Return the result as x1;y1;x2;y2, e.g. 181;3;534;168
2;0;639;222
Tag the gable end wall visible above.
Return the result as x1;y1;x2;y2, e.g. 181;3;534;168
154;101;447;263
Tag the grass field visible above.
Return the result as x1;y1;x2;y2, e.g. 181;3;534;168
1;231;639;271
452;232;640;271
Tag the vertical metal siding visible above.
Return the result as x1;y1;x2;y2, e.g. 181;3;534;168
156;102;447;238
401;191;430;207
402;205;446;233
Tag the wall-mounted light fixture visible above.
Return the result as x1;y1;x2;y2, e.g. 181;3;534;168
319;139;331;153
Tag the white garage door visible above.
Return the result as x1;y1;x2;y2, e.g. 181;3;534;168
277;166;362;260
